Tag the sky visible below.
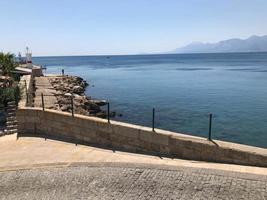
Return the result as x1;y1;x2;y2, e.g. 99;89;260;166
0;0;267;56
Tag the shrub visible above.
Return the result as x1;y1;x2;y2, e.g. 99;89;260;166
0;53;18;76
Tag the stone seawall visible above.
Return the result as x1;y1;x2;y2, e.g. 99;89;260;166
17;107;267;167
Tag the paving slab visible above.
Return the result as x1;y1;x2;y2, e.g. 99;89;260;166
34;76;59;109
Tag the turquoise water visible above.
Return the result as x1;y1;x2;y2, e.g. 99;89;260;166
33;53;267;148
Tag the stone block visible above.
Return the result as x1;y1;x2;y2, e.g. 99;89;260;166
51;121;66;130
151;133;169;146
24;109;38;117
97;122;113;134
24;116;40;123
81;128;97;138
139;129;152;142
81;118;98;130
160;145;170;155
112;124;139;139
16;109;25;117
121;144;137;152
96;130;110;140
137;140;151;151
70;126;82;135
44;111;56;121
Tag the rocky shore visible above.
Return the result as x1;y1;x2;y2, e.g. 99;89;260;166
48;75;109;118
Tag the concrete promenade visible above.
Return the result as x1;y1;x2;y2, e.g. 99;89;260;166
0;134;267;199
0;134;266;175
34;76;59;109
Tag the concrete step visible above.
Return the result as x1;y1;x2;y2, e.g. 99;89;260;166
6;116;16;121
7;109;16;113
7;106;16;110
6;121;18;125
6;129;17;134
7;112;16;117
6;124;18;129
7;108;17;112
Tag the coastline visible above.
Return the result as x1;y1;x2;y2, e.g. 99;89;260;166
34;52;267;149
37;74;109;118
16;65;267;167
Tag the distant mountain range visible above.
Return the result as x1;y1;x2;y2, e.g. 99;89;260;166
171;35;267;54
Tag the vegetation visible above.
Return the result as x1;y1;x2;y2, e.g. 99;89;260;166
0;52;20;107
0;86;20;106
0;52;17;76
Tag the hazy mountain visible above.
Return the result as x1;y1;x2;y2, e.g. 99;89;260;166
172;35;267;53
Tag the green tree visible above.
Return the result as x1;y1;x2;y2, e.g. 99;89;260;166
0;52;17;76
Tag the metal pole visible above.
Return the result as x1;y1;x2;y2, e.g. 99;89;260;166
41;93;45;111
71;95;74;117
24;80;28;104
107;102;110;123
208;113;212;140
152;108;155;132
24;80;28;94
26;92;29;104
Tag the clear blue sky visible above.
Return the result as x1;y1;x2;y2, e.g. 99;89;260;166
0;0;267;56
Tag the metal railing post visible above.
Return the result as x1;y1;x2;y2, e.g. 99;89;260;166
26;93;28;103
24;80;29;104
41;93;45;111
152;108;155;132
24;80;28;94
208;113;213;140
107;102;110;123
71;95;74;117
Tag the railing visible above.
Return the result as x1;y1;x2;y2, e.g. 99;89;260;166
39;92;215;141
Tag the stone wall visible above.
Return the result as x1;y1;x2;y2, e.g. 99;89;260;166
18;75;34;107
18;66;43;107
16;107;267;167
32;67;43;77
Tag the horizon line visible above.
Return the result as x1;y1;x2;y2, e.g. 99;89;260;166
31;51;267;58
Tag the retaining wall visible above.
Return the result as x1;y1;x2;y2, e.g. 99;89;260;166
16;107;267;167
18;74;34;107
18;66;43;107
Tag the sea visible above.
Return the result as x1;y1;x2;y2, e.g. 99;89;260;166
33;52;267;148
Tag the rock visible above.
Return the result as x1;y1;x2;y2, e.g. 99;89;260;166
48;75;113;118
88;103;101;112
73;86;83;94
89;100;107;106
61;104;71;111
64;93;72;97
95;111;107;118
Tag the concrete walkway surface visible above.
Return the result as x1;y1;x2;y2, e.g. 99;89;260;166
0;133;266;176
34;76;59;109
1;134;267;199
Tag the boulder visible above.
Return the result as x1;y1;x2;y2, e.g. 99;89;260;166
48;75;113;118
73;86;84;94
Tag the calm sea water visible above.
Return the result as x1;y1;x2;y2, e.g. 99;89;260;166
33;53;267;148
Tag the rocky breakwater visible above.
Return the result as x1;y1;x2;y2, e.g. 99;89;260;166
49;76;109;118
